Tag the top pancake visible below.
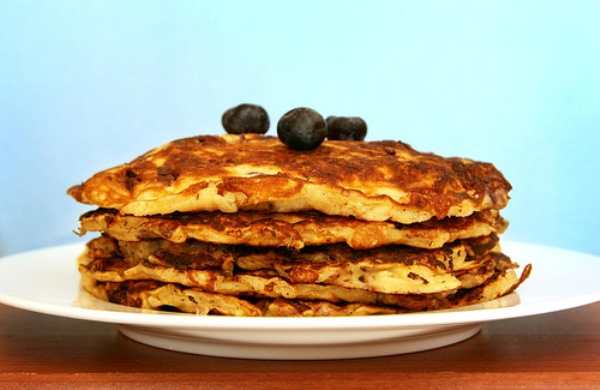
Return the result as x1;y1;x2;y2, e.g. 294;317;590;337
68;134;511;224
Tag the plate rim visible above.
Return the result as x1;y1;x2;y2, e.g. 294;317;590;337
1;241;600;331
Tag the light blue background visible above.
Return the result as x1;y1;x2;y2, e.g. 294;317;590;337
1;1;599;257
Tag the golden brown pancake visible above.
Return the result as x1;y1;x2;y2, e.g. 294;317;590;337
67;134;511;224
77;208;507;250
80;260;529;317
69;131;530;317
78;234;524;310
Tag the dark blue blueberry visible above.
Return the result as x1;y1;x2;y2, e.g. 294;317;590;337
222;104;270;134
277;108;327;151
326;116;367;141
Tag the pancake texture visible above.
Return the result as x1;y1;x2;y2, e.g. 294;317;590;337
78;235;530;316
69;132;529;317
80;234;512;295
68;134;512;224
77;208;507;250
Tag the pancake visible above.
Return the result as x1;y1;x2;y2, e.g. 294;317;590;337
68;127;530;317
67;134;511;224
80;256;529;317
77;208;507;250
79;233;522;304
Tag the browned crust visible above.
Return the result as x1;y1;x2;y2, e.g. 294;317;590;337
76;208;507;250
68;134;511;223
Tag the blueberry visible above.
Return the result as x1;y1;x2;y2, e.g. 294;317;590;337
326;116;367;141
222;104;270;134
277;108;327;151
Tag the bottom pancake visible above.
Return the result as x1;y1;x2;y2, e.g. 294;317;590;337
78;235;531;316
80;265;528;317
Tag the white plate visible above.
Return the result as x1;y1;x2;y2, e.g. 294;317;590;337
1;242;599;360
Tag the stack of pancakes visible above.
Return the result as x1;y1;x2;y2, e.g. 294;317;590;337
68;133;530;316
